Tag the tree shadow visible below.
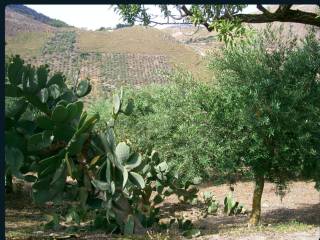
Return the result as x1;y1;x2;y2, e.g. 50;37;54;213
262;203;320;225
193;203;320;235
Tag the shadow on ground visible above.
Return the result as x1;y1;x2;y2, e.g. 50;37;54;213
193;203;320;235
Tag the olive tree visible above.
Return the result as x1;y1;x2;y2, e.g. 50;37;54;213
204;26;320;225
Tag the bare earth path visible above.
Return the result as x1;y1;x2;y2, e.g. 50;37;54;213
5;181;320;239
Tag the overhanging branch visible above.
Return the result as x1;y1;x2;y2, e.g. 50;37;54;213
257;4;270;15
229;9;320;27
179;5;320;32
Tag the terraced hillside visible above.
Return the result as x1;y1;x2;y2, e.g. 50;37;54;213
5;6;209;101
7;29;176;99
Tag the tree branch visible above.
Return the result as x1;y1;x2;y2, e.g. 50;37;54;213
181;5;212;32
136;15;192;26
257;4;270;15
226;9;320;27
180;5;320;32
276;4;293;13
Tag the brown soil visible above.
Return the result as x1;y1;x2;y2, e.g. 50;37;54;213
5;181;320;239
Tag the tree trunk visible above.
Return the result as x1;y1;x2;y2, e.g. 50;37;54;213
248;174;265;226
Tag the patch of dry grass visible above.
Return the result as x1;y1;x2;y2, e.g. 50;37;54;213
6;31;53;58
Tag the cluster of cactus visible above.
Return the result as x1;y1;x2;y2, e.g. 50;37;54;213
202;191;219;216
5;55;202;235
128;150;201;229
87;90;147;234
5;55;94;199
223;192;247;216
85;92;201;233
88;91;201;234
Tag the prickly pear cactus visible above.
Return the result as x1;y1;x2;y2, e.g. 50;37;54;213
89;89;147;233
5;55;95;200
223;192;246;216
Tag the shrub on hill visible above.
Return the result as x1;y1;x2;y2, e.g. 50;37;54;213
48;19;70;28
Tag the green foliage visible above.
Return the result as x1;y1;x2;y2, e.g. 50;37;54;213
42;31;76;55
134;150;200;224
87;90;148;232
223;192;246;216
76;79;92;97
182;229;201;238
5;55;93;190
206;26;320;189
48;19;70;28
116;5;150;26
4;55;101;215
88;72;256;184
115;5;246;28
176;218;201;238
5;146;24;179
89;76;221;184
44;213;61;230
114;4;249;44
209;18;253;46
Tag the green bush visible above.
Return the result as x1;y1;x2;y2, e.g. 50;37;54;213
49;19;70;28
89;74;223;184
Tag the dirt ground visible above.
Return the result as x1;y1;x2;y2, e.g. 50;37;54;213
5;181;320;239
161;181;320;239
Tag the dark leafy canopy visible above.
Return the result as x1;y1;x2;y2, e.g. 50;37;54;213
205;26;320;190
115;5;320;32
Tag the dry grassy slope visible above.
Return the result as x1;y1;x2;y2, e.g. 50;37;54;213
77;26;211;81
6;31;54;57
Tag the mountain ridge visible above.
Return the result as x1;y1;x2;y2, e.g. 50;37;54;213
6;4;70;28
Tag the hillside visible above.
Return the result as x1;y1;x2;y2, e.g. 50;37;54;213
5;5;210;100
6;4;319;100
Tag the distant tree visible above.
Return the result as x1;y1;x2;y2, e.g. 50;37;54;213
116;23;133;29
97;27;113;31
